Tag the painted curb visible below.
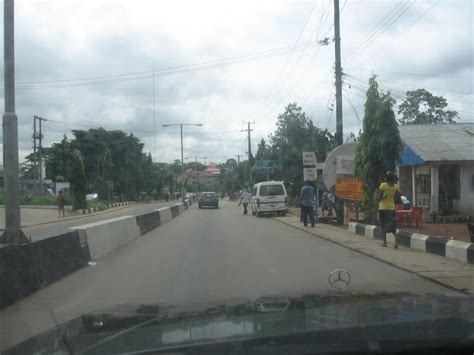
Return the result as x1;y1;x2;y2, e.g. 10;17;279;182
348;222;473;264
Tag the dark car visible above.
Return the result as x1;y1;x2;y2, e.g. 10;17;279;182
198;192;219;209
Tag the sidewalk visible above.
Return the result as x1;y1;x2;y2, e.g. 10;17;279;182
274;213;474;295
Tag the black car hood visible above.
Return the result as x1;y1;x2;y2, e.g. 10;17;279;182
5;292;474;354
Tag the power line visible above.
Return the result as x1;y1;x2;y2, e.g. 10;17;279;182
10;40;329;90
346;68;474;81
352;1;440;69
345;1;415;63
247;0;319;120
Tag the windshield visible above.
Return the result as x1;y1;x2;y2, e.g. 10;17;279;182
1;0;472;353
259;185;285;196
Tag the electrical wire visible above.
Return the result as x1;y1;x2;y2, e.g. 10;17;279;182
352;1;440;70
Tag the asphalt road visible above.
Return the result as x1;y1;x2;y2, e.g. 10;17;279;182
0;200;458;351
23;200;179;240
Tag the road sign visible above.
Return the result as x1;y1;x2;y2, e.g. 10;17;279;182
335;177;364;202
302;152;317;166
255;160;281;170
303;168;317;181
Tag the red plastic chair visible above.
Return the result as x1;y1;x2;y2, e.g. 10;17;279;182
411;207;423;227
395;204;404;210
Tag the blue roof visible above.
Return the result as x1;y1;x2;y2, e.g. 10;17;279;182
398;141;425;167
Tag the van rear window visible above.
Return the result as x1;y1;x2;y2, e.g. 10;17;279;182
259;185;284;196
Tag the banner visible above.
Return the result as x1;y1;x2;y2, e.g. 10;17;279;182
335;177;364;202
303;168;317;181
302;152;317;166
336;155;355;175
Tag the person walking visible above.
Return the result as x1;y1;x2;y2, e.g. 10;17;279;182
239;188;250;215
56;190;66;218
378;171;400;249
300;181;316;227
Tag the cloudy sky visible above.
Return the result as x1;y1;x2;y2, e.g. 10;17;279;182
0;0;472;164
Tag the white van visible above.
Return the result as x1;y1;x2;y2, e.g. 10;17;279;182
250;181;288;217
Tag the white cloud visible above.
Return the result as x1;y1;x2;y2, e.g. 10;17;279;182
0;0;471;164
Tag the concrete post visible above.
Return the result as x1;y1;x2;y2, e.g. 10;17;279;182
1;0;27;244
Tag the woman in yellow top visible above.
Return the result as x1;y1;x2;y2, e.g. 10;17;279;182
378;171;400;249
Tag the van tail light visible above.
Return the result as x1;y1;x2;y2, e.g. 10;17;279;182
257;198;260;207
285;197;288;206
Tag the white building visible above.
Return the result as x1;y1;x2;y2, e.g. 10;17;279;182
398;123;474;219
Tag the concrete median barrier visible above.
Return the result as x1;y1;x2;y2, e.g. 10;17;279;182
157;207;172;224
70;215;140;261
177;203;185;214
136;211;161;236
0;230;89;309
170;205;180;218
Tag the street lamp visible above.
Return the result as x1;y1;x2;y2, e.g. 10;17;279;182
162;123;203;200
161;123;203;176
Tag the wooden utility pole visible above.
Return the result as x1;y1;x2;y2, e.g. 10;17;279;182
334;0;344;225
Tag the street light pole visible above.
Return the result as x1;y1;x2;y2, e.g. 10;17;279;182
1;0;27;245
162;123;203;199
180;124;184;176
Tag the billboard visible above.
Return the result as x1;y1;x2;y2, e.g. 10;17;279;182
335;177;364;202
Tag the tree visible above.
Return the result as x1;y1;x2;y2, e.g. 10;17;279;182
398;89;458;125
354;75;403;223
269;103;336;197
255;139;270;161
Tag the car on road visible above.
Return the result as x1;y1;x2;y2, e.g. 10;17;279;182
250;181;288;217
198;192;219;209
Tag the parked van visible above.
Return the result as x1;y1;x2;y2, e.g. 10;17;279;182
250;181;288;217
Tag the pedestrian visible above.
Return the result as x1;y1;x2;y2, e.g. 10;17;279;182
378;171;400;248
400;192;412;210
56;190;66;218
300;181;316;227
239;188;250;215
321;191;333;216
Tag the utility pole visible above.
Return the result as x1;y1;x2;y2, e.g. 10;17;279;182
1;0;27;244
242;121;255;159
152;63;156;161
34;115;46;192
235;154;241;164
33;116;37;193
334;0;344;225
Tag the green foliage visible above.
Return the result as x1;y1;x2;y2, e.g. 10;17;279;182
219;103;336;198
268;103;336;197
43;129;167;208
0;191;73;206
87;200;108;211
354;75;402;223
398;88;458;125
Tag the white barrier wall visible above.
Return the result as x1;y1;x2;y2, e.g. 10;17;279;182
157;207;172;224
70;215;140;261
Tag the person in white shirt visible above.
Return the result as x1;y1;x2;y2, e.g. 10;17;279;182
239;188;250;215
400;192;412;210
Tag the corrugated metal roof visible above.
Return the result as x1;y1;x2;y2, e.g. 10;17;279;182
399;123;474;162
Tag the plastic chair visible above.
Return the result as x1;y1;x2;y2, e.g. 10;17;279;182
411;207;423;227
395;204;404;210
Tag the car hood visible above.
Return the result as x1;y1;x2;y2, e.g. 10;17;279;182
5;292;474;354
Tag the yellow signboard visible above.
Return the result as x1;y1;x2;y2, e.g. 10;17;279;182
336;178;364;202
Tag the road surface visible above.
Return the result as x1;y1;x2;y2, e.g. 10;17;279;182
22;200;179;240
0;200;460;351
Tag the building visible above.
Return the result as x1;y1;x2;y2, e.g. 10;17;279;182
398;123;474;219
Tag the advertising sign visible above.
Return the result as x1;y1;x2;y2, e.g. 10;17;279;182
335;177;364;202
302;152;317;166
303;168;318;181
336;155;355;175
